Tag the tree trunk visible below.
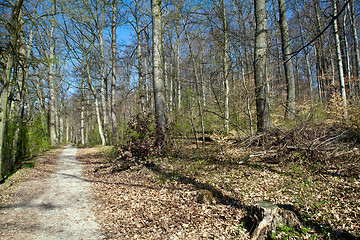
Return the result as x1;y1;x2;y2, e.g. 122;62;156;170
11;8;30;169
295;0;314;101
305;52;314;101
152;0;166;146
314;47;323;102
81;79;85;145
66;120;69;143
314;0;325;102
49;0;57;147
86;56;106;146
222;0;230;135
188;99;199;149
343;13;354;102
169;62;174;112
242;58;254;136
278;0;296;120
254;0;271;132
0;58;13;178
99;10;108;144
176;26;181;110
134;0;146;115
333;0;348;120
111;0;118;143
0;0;24;178
348;1;360;92
185;30;205;148
59;112;64;143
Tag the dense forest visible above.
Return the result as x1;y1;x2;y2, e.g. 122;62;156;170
1;0;360;238
1;0;359;175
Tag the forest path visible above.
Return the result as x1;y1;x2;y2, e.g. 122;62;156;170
0;145;103;240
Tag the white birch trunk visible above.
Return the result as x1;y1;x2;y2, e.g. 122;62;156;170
83;36;105;146
81;78;85;145
343;14;354;101
87;65;106;146
333;0;348;120
99;11;108;144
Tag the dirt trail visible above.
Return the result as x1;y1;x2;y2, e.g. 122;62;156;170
0;145;103;240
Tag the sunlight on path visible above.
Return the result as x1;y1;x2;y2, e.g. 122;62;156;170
32;145;102;239
0;145;103;240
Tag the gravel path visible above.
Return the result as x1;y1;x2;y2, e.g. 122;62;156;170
0;145;103;240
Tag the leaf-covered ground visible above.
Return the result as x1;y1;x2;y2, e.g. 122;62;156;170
0;148;62;207
79;124;360;239
1;124;358;239
0;148;63;239
78;147;244;239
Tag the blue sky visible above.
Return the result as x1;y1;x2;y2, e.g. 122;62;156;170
117;25;133;45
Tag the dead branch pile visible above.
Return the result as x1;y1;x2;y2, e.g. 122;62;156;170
109;113;173;173
242;124;360;177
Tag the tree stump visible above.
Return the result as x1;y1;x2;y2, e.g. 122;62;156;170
196;189;217;205
246;202;302;240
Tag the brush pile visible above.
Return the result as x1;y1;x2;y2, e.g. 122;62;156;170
242;123;360;178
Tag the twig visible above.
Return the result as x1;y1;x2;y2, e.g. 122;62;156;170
311;129;349;150
287;0;351;62
239;155;251;164
239;151;278;164
242;134;263;148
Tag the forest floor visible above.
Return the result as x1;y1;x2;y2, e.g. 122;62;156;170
79;123;360;239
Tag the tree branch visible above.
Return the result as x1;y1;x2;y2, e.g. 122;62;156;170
287;0;351;62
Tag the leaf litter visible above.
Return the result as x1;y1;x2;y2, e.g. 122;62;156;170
79;123;359;239
78;147;245;239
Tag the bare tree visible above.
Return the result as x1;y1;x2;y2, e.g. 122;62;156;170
333;0;348;120
254;0;271;132
0;0;24;177
278;0;296;120
222;0;230;134
48;0;57;147
111;0;118;142
98;2;109;144
348;0;360;90
152;0;166;145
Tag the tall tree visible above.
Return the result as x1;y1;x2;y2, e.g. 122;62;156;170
111;0;118;142
80;77;85;145
222;0;230;134
278;0;296;120
333;0;348;120
98;2;109;144
48;0;57;147
152;0;166;145
0;0;24;177
254;0;271;132
349;0;360;90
